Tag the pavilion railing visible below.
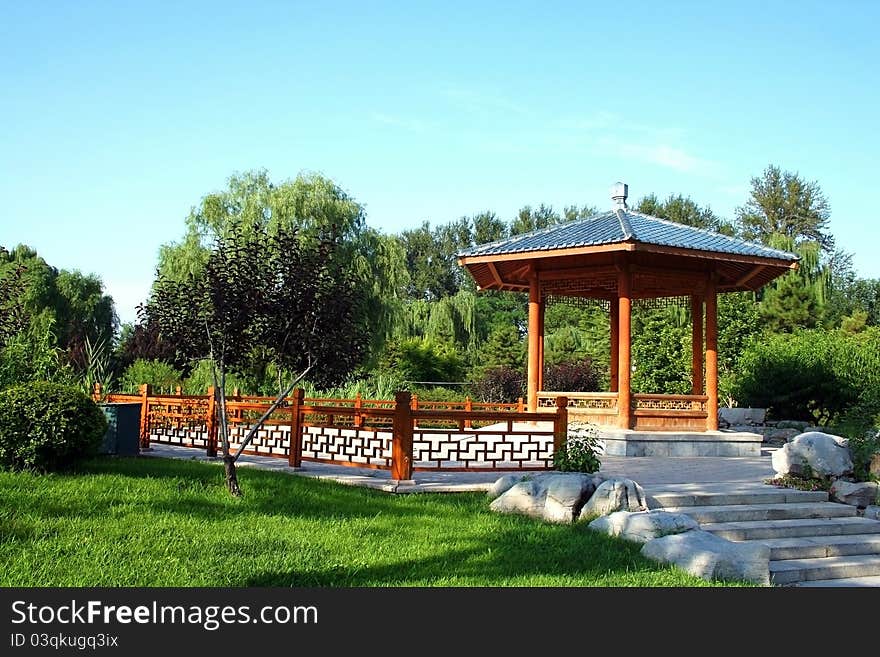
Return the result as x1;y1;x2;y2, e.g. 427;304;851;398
538;391;710;430
95;385;565;477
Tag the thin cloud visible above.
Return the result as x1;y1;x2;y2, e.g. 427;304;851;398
370;112;428;133
440;87;530;116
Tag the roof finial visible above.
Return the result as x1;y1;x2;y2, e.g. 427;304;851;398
610;182;628;210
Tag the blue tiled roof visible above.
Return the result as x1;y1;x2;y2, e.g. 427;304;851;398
459;210;799;262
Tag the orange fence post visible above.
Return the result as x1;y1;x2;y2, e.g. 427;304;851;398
206;386;218;457
175;385;182;396
138;384;152;449
353;393;362;428
288;388;304;468
517;397;524;413
464;396;472;429
92;382;102;402
554;396;569;457
392;391;413;481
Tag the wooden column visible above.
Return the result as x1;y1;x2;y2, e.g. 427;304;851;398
527;271;541;412
391;391;413;481
617;267;632;429
537;297;545;392
691;294;704;395
288;388;304;468
705;278;719;431
609;299;619;392
139;384;152;450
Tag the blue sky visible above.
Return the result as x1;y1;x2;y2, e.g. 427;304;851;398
2;1;878;325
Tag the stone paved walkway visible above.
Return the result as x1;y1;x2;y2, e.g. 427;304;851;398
144;443;777;494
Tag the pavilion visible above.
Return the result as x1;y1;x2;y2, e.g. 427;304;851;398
458;183;799;453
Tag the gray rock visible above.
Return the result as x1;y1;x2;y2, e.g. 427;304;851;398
719;407;766;426
775;420;810;431
870;453;880;479
588;510;699;544
771;431;853;479
766;428;800;443
579;477;647;518
864;505;880;521
489;473;599;523
640;529;770;585
487;474;525;500
831;480;879;508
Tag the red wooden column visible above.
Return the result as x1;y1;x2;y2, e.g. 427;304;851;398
617;266;632;429
691;294;704;395
527;271;541;412
705;278;719;431
537;297;545;392
609;299;619;392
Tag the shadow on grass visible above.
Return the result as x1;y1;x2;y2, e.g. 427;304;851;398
238;524;679;587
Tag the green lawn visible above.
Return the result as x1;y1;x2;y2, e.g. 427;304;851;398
0;457;732;587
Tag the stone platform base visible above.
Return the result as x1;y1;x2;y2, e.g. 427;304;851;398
600;429;763;457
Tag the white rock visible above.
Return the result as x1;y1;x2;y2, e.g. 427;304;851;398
579;478;647;518
831;480;879;508
588;510;699;543
487;474;525;500
771;431;853;479
640;529;770;585
489;473;599;523
864;505;880;520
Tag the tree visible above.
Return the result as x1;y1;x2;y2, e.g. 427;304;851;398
736;164;833;250
147;223;368;495
157;170;398;366
637;193;735;235
0;245;116;376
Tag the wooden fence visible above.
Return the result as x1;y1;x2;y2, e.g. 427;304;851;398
95;385;565;479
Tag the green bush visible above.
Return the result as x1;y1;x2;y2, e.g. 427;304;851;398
0;382;107;471
733;328;880;427
554;422;601;473
120;358;183;394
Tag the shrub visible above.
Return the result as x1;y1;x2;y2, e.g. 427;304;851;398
543;359;602;393
119;358;183;394
733;328;880;426
379;338;465;384
554;422;601;473
846;432;880;482
471;365;525;403
0;382;107;471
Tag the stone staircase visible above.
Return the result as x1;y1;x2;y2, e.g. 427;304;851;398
650;483;880;586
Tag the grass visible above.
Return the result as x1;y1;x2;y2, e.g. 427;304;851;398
0;456;736;587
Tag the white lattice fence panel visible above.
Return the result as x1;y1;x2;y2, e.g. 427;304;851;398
301;426;392;468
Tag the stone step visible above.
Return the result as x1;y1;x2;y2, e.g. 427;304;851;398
650;489;828;508
743;534;880;560
770;555;880;585
662;501;857;524
702;517;880;541
791;574;880;587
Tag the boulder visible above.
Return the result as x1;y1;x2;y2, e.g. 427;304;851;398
870;453;880;479
765;428;800;444
489;473;600;523
640;529;770;585
588;510;699;544
830;480;879;508
771;431;853;479
864;505;880;521
579;477;647;518
487;474;525;500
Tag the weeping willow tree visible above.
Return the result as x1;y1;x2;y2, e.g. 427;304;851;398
393;289;478;352
759;235;830;331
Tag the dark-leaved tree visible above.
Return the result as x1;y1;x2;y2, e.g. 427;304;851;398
146;223;368;495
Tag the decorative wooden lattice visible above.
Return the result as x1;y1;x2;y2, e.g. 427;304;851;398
412;428;554;470
633;396;706;411
544;294;610;312
226;422;291;457
147;399;210;447
538;394;617;410
300;426;392;468
632;295;690;310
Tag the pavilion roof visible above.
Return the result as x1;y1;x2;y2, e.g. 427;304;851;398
459;209;798;262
